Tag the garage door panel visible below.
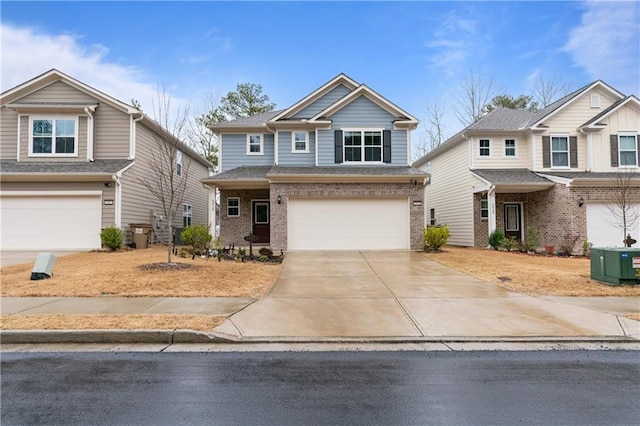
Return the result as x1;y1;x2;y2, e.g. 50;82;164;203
288;198;409;250
586;203;640;247
1;195;102;250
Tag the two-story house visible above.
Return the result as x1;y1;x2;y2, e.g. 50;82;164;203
413;80;640;252
0;69;211;252
203;74;427;251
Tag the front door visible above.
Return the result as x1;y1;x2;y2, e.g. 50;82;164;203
504;203;521;240
252;201;270;243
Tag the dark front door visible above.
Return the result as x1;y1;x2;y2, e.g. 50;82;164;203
504;203;521;240
252;201;270;243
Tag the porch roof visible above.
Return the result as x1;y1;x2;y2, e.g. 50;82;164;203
471;168;555;193
0;159;134;181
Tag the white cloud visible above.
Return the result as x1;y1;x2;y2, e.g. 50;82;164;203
564;1;640;93
0;24;188;116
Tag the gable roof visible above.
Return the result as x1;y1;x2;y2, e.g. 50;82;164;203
579;95;640;130
209;109;285;131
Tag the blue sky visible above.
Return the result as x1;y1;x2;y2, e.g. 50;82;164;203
2;1;639;141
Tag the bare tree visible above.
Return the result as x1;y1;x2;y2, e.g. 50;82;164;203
607;169;640;245
187;92;219;172
137;86;191;263
531;75;572;108
454;70;498;127
413;99;447;161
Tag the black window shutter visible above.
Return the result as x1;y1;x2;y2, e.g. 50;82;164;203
334;130;343;163
610;134;619;167
383;130;392;163
542;136;550;168
569;136;578;168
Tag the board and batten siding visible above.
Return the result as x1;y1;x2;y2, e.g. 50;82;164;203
317;96;408;166
425;140;477;246
291;84;352;119
220;133;275;172
591;104;640;172
471;135;533;169
277;131;315;165
93;103;131;159
120;122;210;243
0;107;18;160
0;181;116;228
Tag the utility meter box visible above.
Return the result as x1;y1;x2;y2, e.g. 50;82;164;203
590;247;640;285
30;253;56;280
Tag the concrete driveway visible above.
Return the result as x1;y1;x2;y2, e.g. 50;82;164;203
221;251;640;339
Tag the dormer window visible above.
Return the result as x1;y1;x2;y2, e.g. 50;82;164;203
30;117;77;157
247;134;263;155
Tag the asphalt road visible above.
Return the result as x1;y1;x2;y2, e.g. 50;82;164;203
2;351;638;425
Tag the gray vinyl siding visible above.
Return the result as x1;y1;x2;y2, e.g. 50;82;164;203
120;122;210;244
291;84;352;119
94;103;131;159
20;81;97;103
220;133;275;172
18;115;88;162
317;96;408;166
0;107;18;160
0;181;116;228
277;131;315;165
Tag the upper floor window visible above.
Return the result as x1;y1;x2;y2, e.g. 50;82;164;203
247;134;263;155
504;139;516;157
30;117;77;156
344;130;382;163
176;150;183;176
182;203;192;227
551;136;569;168
479;139;490;156
293;132;308;153
619;134;638;167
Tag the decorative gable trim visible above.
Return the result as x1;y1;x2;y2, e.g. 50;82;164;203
269;74;359;122
579;95;640;131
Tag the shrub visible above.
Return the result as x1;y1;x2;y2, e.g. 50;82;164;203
524;225;540;252
100;226;124;251
238;248;246;256
423;225;451;252
180;224;212;255
259;247;273;258
258;255;270;262
488;230;505;250
178;247;189;258
581;237;593;257
501;236;520;252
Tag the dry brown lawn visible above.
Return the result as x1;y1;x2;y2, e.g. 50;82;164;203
423;246;640;297
1;245;280;298
0;314;224;330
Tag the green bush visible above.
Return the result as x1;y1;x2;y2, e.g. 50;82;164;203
501;236;520;252
488;230;505;250
524;225;540;252
180;224;212;255
581;237;592;257
423;225;451;252
100;226;124;251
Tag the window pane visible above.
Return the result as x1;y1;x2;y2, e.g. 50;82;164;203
364;131;381;146
55;137;75;153
553;152;568;167
228;198;239;207
620;136;636;150
33;137;52;153
506;206;519;231
33;120;52;136
621;151;637;166
344;131;361;146
55;120;75;136
552;137;567;151
345;147;361;161
364;146;381;162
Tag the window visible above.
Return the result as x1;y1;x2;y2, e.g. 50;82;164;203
182;204;192;227
30;118;77;156
293;132;308;152
619;134;638;167
247;134;263;155
227;197;240;217
479;139;490;156
344;130;382;163
176;150;183;176
551;136;569;167
429;208;436;226
590;94;600;108
480;199;489;219
504;139;516;157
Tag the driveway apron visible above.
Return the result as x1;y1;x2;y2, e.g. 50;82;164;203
223;251;639;339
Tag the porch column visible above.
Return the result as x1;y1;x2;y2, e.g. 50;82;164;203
488;185;497;236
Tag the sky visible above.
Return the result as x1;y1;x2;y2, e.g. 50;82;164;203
1;1;639;143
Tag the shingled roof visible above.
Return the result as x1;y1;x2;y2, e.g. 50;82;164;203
0;159;134;175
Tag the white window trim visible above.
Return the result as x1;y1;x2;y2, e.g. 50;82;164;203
291;131;309;153
182;203;192;227
342;127;384;164
227;197;240;217
618;133;638;168
504;139;517;158
478;139;491;157
28;115;79;157
246;134;264;156
176;150;183;176
480;199;489;220
550;134;570;169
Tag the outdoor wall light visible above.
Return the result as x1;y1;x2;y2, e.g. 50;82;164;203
578;197;584;207
277;195;282;204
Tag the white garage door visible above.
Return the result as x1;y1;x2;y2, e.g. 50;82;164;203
586;202;640;247
0;192;102;251
288;198;410;250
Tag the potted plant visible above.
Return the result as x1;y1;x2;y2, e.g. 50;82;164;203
544;244;555;255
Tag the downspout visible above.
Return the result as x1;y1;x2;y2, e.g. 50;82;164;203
84;107;95;161
112;161;135;229
129;114;143;160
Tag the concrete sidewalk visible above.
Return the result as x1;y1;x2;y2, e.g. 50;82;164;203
1;251;639;344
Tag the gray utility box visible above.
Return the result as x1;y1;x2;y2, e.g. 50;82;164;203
30;253;56;280
590;247;640;285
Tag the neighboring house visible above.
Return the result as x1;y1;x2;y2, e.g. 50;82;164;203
203;74;427;251
413;80;640;252
0;69;211;252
